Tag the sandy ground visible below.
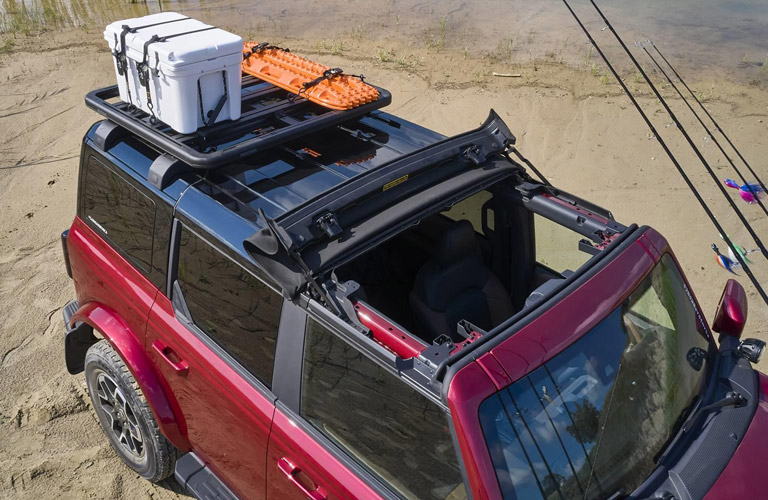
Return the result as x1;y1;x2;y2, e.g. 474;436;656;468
0;25;767;499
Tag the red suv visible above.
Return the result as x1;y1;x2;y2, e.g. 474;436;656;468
62;77;768;500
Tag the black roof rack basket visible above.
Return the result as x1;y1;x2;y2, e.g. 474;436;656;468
85;75;391;168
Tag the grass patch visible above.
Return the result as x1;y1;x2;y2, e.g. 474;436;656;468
317;39;345;55
0;39;15;55
377;48;393;63
424;17;447;51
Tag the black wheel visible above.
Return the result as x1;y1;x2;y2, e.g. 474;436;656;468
85;340;177;482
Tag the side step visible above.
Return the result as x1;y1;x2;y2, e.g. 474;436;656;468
175;452;239;500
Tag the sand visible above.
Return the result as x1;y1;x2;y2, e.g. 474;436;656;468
0;26;767;499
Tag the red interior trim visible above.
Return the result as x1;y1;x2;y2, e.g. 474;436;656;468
353;302;428;359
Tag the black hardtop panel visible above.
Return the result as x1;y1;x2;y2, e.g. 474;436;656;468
183;113;444;227
86;110;444;229
84;123;196;202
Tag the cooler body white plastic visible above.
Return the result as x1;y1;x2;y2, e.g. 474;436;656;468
105;13;243;134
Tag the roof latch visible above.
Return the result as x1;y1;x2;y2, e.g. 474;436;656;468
462;144;485;165
316;212;342;238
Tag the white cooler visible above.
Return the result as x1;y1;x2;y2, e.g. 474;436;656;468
105;13;243;134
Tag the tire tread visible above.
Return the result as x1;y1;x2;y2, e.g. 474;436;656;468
86;340;178;482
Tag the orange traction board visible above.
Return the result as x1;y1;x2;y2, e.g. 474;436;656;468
241;42;380;111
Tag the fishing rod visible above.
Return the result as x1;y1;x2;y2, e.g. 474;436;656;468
558;0;768;307
640;41;768;218
651;43;768;196
582;0;768;263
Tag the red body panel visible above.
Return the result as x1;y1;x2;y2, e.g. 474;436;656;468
704;372;768;499
267;409;384;500
146;294;275;500
68;217;156;342
447;362;500;500
67;217;189;450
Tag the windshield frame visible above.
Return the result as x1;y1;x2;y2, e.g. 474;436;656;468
445;228;717;500
477;253;715;499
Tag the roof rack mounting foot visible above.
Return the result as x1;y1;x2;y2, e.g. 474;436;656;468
148;154;188;190
93;120;129;151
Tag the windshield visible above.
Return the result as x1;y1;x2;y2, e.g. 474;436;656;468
479;254;711;500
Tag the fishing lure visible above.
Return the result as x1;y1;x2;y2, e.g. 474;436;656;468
712;243;740;274
723;178;765;204
721;234;759;265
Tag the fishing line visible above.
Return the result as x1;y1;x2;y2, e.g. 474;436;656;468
651;44;768;197
640;41;768;218
558;0;768;307
582;0;768;264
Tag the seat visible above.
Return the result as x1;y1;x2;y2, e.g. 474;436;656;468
409;220;515;341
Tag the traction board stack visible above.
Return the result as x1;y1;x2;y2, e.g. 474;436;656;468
241;42;380;110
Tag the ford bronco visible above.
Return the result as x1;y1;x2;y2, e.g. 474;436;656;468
61;75;768;500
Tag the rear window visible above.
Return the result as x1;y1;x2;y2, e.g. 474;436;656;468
82;156;156;272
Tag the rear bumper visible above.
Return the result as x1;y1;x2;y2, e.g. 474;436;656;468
62;299;96;374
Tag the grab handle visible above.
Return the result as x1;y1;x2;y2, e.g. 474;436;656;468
277;458;326;500
152;340;189;376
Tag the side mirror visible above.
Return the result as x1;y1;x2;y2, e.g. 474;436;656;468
712;279;748;338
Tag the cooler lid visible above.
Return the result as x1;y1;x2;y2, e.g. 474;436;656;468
105;12;243;68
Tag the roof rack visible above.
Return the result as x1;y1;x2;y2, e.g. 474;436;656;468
85;75;391;169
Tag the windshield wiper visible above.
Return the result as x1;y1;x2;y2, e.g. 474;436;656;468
680;391;746;434
652;395;700;463
602;489;626;500
654;392;745;463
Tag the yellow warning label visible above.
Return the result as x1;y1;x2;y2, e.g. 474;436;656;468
383;174;409;191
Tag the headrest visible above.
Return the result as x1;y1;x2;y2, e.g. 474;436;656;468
435;220;477;267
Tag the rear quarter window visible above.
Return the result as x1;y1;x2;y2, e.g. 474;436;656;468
176;226;282;388
81;156;156;272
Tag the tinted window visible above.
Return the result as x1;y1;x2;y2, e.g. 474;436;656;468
301;318;467;500
82;156;156;272
479;255;710;499
534;214;591;274
177;227;281;387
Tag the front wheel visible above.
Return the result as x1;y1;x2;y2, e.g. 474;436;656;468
84;340;177;482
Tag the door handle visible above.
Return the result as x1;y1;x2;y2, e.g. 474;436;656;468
278;458;327;500
152;340;189;376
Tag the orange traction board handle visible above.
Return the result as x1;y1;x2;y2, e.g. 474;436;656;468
241;42;380;111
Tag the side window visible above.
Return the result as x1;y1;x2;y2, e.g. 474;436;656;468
82;156;156;272
534;214;591;274
176;226;281;388
301;318;467;500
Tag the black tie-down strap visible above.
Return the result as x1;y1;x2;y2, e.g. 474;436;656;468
136;26;217;89
111;16;190;112
133;26;217;123
302;67;344;91
112;17;190;77
242;42;291;60
197;71;230;127
297;68;366;98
